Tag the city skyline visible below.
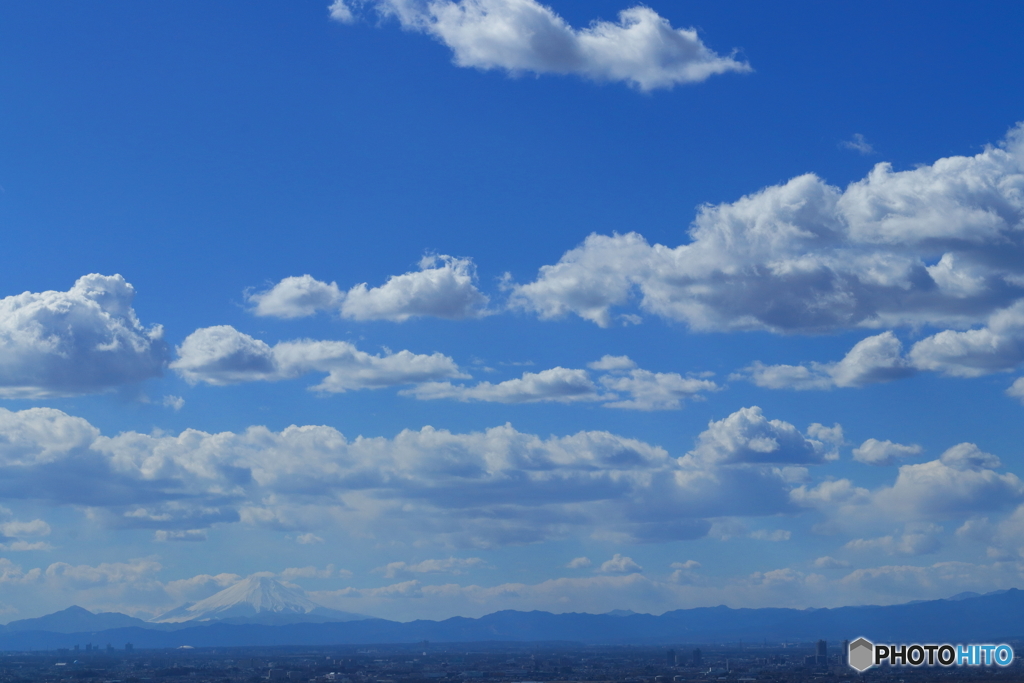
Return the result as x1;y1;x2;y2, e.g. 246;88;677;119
1;0;1023;622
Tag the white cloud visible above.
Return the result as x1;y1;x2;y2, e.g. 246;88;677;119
376;557;484;578
162;395;185;411
852;438;923;466
328;0;356;23
813;556;849;569
406;356;718;410
680;406;840;467
296;533;324;545
1009;377;1024;403
248;256;488;321
940;443;1002;471
587;355;637;372
750;529;791;542
334;0;750;91
738;361;835;391
43;558;163;588
598;368;718;411
908;301;1024;377
0;540;53;551
841;133;875;155
276;565;341;580
873;445;1021;521
0;274;168;398
247;274;344;319
163;573;241;604
790;479;871;509
597;553;641;574
843;524;943;556
153;530;207;542
835;561;1021;604
670;560;700;570
343;255;489;321
171;325;465;391
792;442;1023;533
510;124;1024;336
0;519;50;538
405;367;602;404
566;556;591;569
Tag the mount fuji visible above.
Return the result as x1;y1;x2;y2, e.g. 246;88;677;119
151;576;369;626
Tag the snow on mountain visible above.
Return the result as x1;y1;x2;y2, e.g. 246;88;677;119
151;576;368;625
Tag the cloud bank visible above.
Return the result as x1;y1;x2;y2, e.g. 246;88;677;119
329;0;750;91
0;405;847;548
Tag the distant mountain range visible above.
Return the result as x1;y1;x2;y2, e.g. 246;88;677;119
2;584;1022;651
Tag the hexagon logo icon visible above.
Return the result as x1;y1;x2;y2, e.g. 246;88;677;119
848;637;874;672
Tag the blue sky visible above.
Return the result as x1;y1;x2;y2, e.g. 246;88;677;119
1;0;1024;621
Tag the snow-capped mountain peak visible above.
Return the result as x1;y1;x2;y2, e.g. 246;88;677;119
151;576;366;625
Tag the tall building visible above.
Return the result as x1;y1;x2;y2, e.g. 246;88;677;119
692;649;702;667
666;649;676;667
815;640;828;666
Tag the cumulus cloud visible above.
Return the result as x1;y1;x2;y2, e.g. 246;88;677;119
248;256;488;321
510;124;1024;338
247;274;344;319
680;407;841;467
907;301;1024;377
566;556;591;569
802;443;1023;529
0;274;168;398
597;553;642;574
331;0;750;91
852;438;923;466
376;557;484;578
405;356;717;410
738;332;916;390
171;325;465;392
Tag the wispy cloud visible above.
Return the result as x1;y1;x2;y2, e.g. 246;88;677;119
841;132;875;155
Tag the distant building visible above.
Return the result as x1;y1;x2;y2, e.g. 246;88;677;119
815;640;828;666
125;643;134;651
691;648;702;667
666;649;676;667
